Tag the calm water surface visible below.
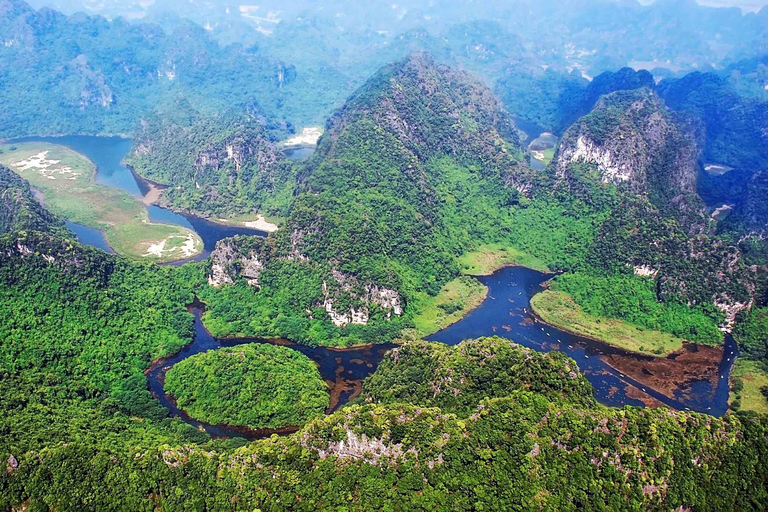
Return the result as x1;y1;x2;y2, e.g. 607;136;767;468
15;138;733;436
13;135;266;256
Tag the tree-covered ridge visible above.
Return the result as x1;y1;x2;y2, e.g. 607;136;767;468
1;196;767;508
0;165;69;236
4;393;768;510
362;337;597;414
164;343;329;430
0;229;209;454
126;106;297;218
314;52;528;184
0;0;296;138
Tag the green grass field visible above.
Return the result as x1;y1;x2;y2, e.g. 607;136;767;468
530;290;685;356
406;276;488;338
730;359;768;414
458;243;550;275
0;142;202;262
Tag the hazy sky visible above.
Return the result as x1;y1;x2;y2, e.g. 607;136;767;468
698;0;767;10
638;0;768;11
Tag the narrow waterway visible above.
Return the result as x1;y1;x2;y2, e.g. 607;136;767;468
146;304;396;439
11;135;268;259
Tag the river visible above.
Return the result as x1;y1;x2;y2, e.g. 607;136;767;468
20;136;736;436
145;303;396;439
11;135;268;261
145;266;737;439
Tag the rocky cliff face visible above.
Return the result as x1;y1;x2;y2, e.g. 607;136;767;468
554;88;705;229
320;270;403;327
206;236;268;288
127;109;291;217
206;236;403;328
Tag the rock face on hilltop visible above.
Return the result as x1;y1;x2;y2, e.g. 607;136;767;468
127;109;293;218
555;88;705;230
206;236;267;288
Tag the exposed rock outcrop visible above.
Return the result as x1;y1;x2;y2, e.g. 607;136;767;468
206;236;266;288
320;270;403;327
555;89;701;214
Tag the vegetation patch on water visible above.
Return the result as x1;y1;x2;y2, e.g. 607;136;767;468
0;142;202;262
730;359;768;414
530;290;685;356
408;276;488;338
164;343;329;430
458;243;550;275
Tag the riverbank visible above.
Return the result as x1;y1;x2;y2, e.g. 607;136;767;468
407;275;489;338
458;244;550;275
730;358;768;414
0;141;203;263
530;290;685;357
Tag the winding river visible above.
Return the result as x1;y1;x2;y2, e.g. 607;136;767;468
146;267;737;439
12;135;268;261
146;303;397;439
17;136;737;437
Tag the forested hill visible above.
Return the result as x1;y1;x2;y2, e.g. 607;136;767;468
0;165;69;235
0;0;293;138
126;106;296;218
189;54;761;346
278;53;532;292
554;88;705;230
190;53;538;344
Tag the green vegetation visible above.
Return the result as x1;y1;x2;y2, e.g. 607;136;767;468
531;290;685;356
0;230;207;455
408;276;488;338
730;359;768;414
0;165;69;236
363;338;597;413
735;307;768;359
457;243;550;275
126;109;298;219
0;142;202;262
550;273;724;345
165;344;329;429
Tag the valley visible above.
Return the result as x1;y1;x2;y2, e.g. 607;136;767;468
0;141;203;262
1;1;767;507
